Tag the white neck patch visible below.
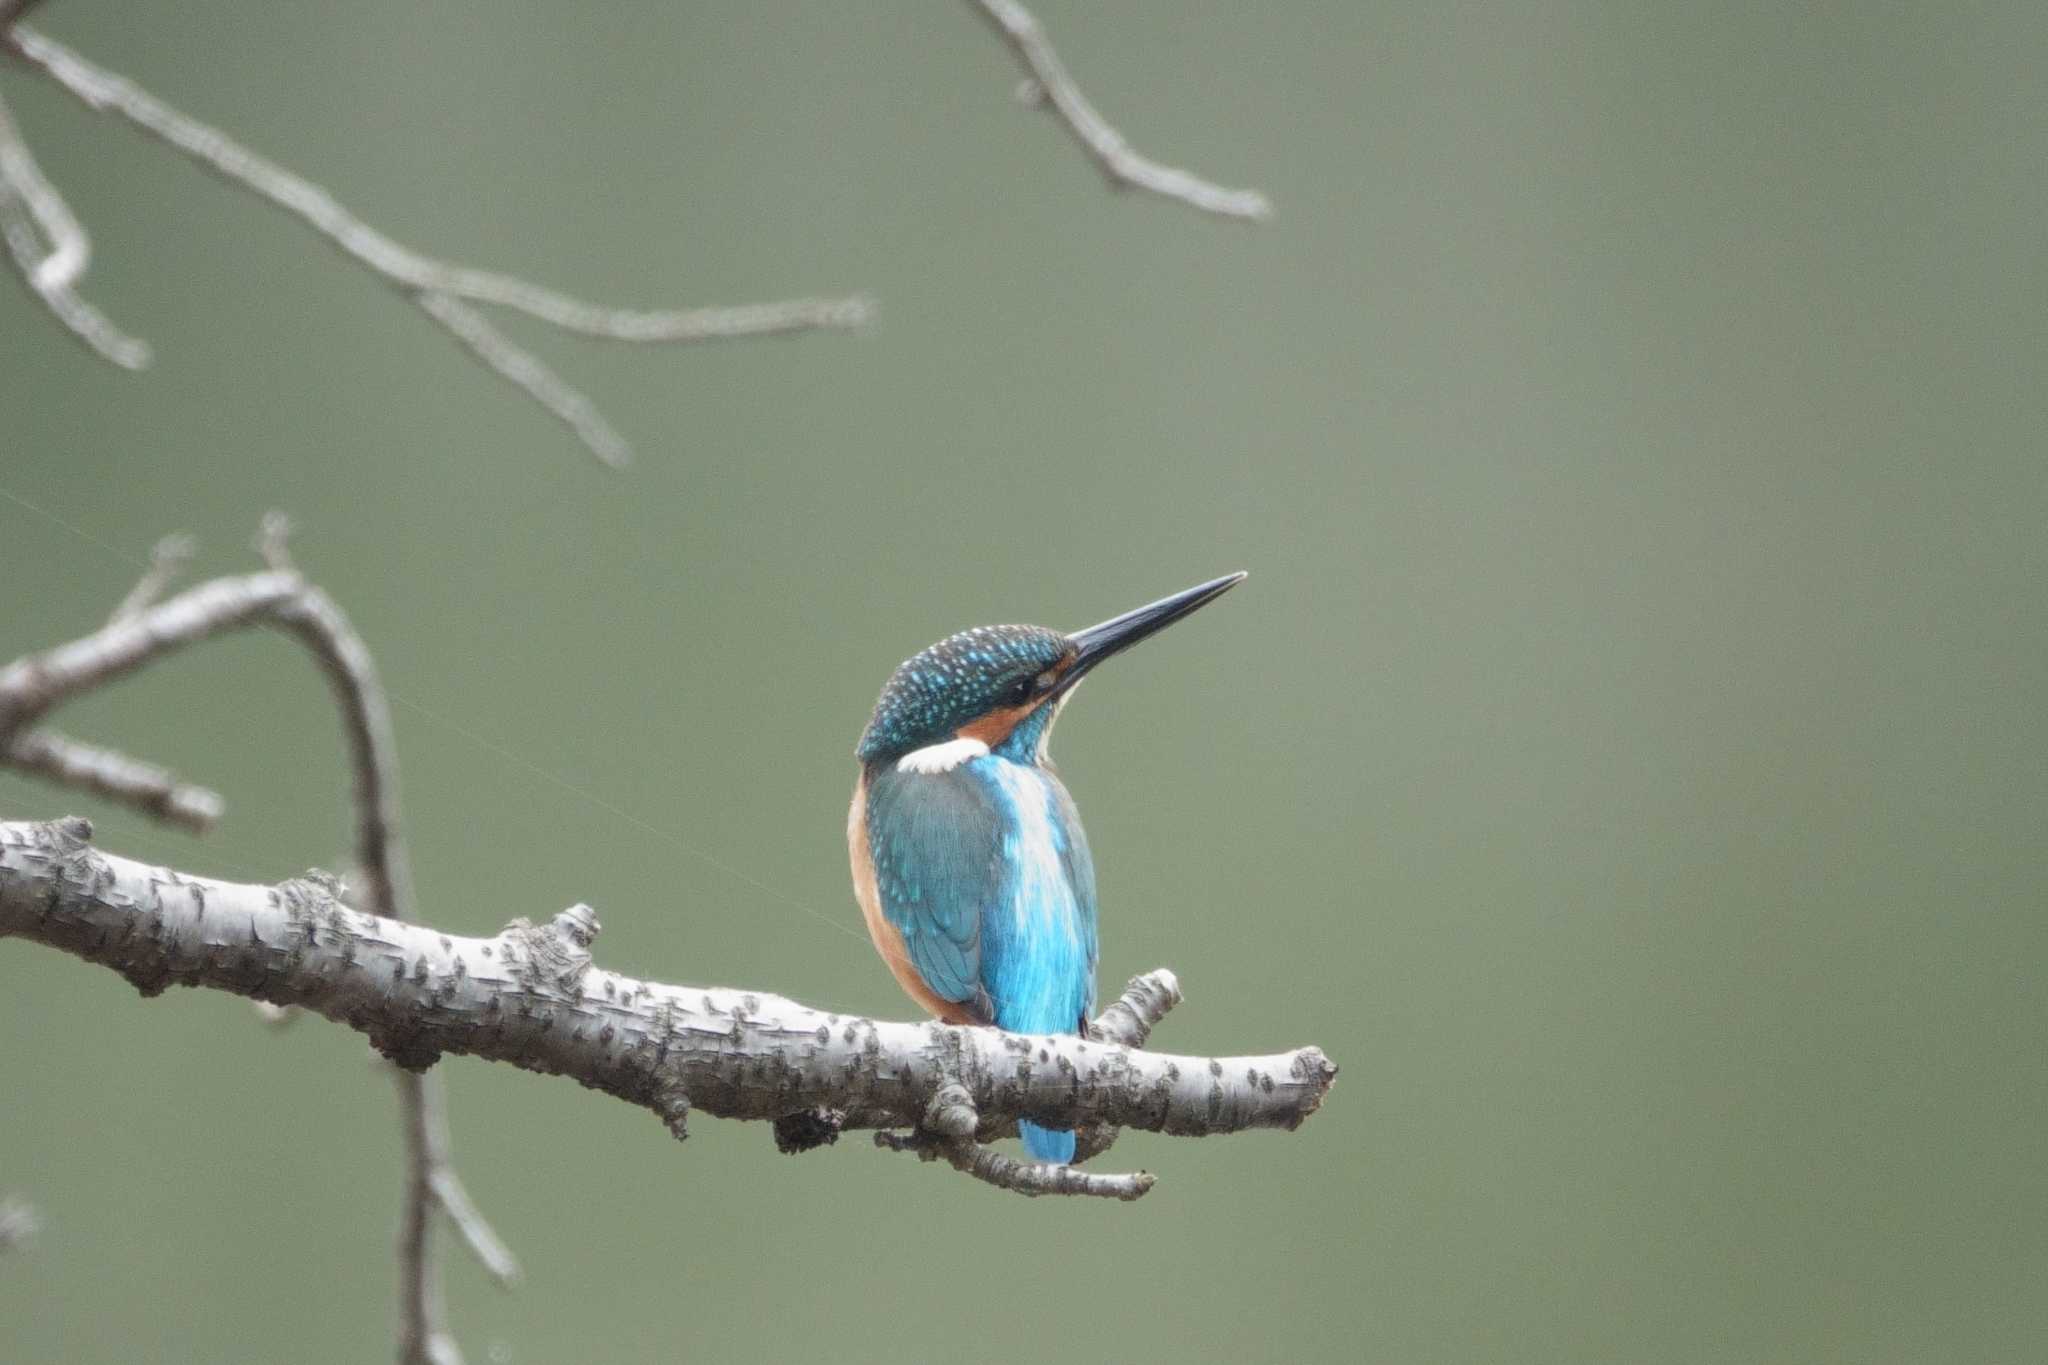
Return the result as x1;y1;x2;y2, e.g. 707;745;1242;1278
896;736;990;775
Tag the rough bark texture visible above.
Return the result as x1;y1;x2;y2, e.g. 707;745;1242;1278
0;818;1337;1156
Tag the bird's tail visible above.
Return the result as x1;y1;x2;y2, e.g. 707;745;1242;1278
1019;1120;1076;1164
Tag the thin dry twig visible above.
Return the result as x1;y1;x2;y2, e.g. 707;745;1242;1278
413;1069;521;1288
0;26;872;463
0;85;150;367
3;727;221;831
417;292;630;469
969;0;1272;221
872;1082;1155;1199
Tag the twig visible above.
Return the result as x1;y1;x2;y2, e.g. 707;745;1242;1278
3;727;221;831
0;817;1341;1199
1092;967;1183;1049
0;27;871;463
416;292;630;470
872;1082;1155;1199
415;1071;521;1288
396;1070;459;1365
0;83;80;289
108;533;196;624
0;86;150;367
968;0;1272;221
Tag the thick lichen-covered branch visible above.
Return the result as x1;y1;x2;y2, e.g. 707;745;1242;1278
0;817;1339;1198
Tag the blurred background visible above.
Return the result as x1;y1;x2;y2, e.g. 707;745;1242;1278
3;3;2045;1361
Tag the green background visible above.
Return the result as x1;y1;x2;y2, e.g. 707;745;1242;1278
4;3;2045;1361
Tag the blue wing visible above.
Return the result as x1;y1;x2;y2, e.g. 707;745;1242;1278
863;762;1004;1023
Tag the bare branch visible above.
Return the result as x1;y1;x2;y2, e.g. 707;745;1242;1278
968;0;1272;221
0;536;508;1362
0;86;150;368
4;727;222;831
0;84;82;289
0;26;871;461
0;818;1340;1198
873;1081;1156;1199
411;1068;521;1289
395;1070;460;1365
0;563;410;918
416;292;630;469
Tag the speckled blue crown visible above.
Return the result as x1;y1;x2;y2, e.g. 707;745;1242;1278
856;624;1070;763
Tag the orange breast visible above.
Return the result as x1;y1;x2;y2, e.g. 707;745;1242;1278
847;772;979;1025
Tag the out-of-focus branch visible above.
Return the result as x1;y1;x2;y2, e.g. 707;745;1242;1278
0;85;149;367
416;292;630;469
3;728;221;831
0;1195;38;1253
969;0;1272;221
410;1066;521;1288
0;522;514;1365
0;25;872;464
108;532;196;624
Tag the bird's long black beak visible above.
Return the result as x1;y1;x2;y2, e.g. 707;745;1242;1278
1053;571;1247;699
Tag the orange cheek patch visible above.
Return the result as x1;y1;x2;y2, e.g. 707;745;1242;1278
958;701;1040;749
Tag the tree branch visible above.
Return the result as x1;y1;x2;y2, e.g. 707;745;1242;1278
0;529;506;1365
968;0;1272;221
0;25;872;464
0;817;1339;1199
2;727;222;831
0;84;150;367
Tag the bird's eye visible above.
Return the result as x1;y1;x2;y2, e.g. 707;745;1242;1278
1008;676;1037;706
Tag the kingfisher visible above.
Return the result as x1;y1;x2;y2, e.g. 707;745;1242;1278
847;572;1245;1164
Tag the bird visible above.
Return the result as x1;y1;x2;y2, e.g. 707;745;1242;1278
847;572;1245;1163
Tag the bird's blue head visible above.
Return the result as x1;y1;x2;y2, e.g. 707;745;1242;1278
855;572;1246;767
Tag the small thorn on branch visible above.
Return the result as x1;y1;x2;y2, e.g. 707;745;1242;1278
109;533;197;624
255;512;294;572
